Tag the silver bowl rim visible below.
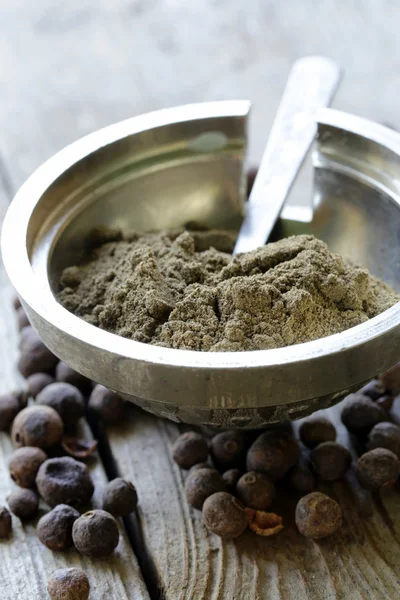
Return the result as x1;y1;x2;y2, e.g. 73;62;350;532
2;102;400;372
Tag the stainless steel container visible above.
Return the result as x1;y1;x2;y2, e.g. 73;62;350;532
2;102;400;428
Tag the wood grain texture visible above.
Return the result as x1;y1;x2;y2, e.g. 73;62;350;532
0;184;149;600
105;405;400;600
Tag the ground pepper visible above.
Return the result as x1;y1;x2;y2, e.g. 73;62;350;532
58;231;399;351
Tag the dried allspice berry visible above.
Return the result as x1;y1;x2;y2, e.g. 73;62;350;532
36;457;94;507
299;417;336;448
19;325;40;352
356;448;400;491
25;372;55;398
202;492;248;538
287;456;316;494
9;446;47;488
246;430;300;480
295;492;342;539
185;468;226;510
0;506;12;537
17;327;58;377
7;488;39;520
360;379;386;401
189;461;215;473
16;306;30;331
0;392;24;430
36;382;85;430
55;362;92;396
172;431;209;469
13;295;22;311
12;405;64;449
102;478;138;516
222;468;242;492
341;394;386;435
310;442;352;481
37;504;80;551
379;362;400;392
48;567;90;600
210;430;247;470
236;471;275;510
88;384;125;423
367;422;400;457
72;510;119;557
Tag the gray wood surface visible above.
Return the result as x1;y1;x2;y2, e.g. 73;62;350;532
1;1;400;598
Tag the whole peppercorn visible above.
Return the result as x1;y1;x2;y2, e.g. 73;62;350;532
18;327;58;378
310;442;352;481
295;492;342;539
360;379;386;401
210;431;247;470
288;458;316;494
375;395;394;412
102;478;138;516
356;448;400;491
48;568;90;600
341;394;386;435
19;326;39;352
379;362;400;393
36;457;94;507
55;362;92;396
72;509;119;557
246;430;300;480
25;372;55;398
88;384;125;423
7;488;39;520
236;471;276;510
367;422;400;457
13;295;22;311
222;468;242;492
9;446;47;488
16;306;30;331
299;417;336;449
37;504;80;551
189;462;215;473
172;431;209;469
202;492;248;538
36;383;85;430
0;506;12;537
184;468;226;510
11;405;64;449
0;392;24;431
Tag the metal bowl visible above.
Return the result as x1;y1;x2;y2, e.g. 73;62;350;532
2;102;400;428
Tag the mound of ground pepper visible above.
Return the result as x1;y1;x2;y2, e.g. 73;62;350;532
58;229;399;351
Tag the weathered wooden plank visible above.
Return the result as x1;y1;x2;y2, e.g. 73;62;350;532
104;404;400;600
0;181;149;600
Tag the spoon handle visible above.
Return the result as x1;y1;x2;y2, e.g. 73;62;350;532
233;56;341;255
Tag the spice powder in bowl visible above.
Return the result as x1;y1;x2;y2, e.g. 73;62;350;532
58;229;399;352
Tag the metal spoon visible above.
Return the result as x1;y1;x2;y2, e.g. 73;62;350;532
233;56;342;255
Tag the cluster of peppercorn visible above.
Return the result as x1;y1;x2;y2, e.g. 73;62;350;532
172;366;400;541
341;377;400;490
0;298;138;600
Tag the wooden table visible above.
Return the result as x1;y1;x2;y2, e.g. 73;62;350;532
0;2;399;598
